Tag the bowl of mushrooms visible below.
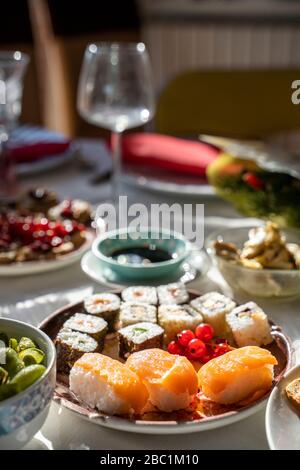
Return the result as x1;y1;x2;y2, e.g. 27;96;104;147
205;221;300;298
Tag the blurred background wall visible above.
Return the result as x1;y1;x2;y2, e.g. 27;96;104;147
1;0;300;138
140;0;300;92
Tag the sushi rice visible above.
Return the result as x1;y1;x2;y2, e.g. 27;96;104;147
118;322;164;359
63;313;108;342
121;286;157;305
118;322;164;346
157;282;189;305
70;353;148;415
56;328;99;353
158;304;203;343
118;302;157;328
84;293;120;331
55;328;100;373
190;292;236;337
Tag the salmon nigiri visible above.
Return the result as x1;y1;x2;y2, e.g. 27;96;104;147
126;348;198;412
198;346;278;405
70;353;148;415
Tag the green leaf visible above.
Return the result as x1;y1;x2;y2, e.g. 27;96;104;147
132;328;148;335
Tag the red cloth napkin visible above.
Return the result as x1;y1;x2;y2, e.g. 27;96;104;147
7;126;71;164
120;133;220;177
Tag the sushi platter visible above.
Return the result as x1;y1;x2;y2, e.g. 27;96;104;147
39;285;292;435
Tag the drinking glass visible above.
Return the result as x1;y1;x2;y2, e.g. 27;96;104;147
0;51;29;200
77;42;155;202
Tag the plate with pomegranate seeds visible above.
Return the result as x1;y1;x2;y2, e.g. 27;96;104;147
39;286;291;434
0;188;94;275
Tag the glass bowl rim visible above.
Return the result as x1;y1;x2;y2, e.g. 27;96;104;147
86;42;147;54
0;51;30;65
205;224;300;275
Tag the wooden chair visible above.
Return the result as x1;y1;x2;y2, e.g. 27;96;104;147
0;2;41;126
155;69;300;139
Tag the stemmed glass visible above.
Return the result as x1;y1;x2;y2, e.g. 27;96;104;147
0;51;29;200
77;42;155;202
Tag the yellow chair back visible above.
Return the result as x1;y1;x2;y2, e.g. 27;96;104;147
155;69;300;139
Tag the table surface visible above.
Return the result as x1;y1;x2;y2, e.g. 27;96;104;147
1;144;299;450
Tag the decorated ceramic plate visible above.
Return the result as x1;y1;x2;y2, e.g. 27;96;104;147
39;289;292;435
0;188;94;276
0;231;94;276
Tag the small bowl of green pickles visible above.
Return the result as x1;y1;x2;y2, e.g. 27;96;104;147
0;318;56;449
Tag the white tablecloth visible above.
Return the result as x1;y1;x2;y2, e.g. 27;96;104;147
1;144;299;450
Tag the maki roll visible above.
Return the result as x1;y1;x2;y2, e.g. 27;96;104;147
84;293;120;331
118;322;164;359
63;313;108;345
158;305;203;343
226;301;273;347
157;282;188;305
121;286;157;305
55;328;100;373
118;302;157;329
190;292;236;337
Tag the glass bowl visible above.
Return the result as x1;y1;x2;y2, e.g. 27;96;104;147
205;223;300;298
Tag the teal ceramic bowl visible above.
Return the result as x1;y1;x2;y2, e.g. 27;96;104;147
92;227;192;281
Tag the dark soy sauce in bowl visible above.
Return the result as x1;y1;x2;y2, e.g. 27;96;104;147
110;245;173;265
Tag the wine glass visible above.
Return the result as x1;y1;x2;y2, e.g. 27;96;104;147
77;42;155;202
0;51;29;200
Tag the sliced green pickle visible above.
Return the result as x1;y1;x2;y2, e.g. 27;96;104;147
0;383;18;401
0;332;8;347
2;348;25;378
9;338;18;351
18;337;36;352
0;367;8;385
18;348;45;366
10;364;46;392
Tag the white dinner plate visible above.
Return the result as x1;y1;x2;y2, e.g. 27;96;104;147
266;363;300;450
81;248;210;288
123;170;216;198
0;231;94;277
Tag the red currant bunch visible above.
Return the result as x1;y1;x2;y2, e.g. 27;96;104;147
167;323;232;364
0;210;86;254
